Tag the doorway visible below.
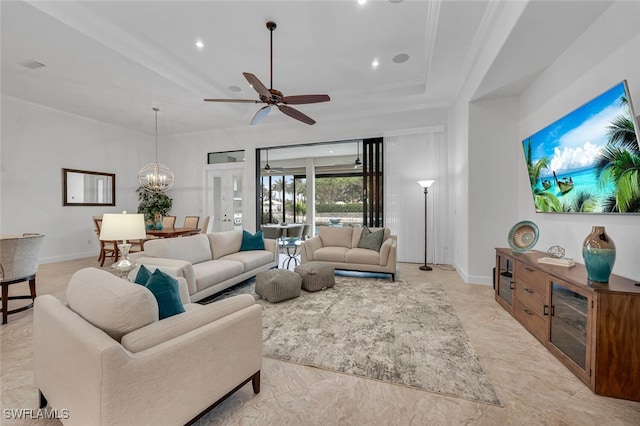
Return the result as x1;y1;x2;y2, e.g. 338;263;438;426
205;164;245;232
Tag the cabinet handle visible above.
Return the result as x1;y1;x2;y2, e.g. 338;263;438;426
524;267;534;272
509;281;515;290
523;308;534;316
550;305;555;316
543;305;549;316
524;287;534;294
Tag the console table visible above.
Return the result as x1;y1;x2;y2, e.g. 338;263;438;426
495;248;640;401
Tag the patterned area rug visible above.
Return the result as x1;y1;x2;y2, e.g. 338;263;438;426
207;276;501;406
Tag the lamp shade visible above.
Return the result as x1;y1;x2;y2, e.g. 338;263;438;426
417;179;435;188
100;213;146;241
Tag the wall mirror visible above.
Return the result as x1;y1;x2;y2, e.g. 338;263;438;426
62;168;115;206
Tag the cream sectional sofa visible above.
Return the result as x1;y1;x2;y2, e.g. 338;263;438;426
300;226;397;280
34;267;262;425
131;231;278;302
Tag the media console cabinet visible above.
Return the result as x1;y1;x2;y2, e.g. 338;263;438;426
495;248;640;401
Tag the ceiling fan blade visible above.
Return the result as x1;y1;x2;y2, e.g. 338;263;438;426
204;98;260;103
251;105;272;126
281;94;330;105
277;105;316;125
243;72;272;99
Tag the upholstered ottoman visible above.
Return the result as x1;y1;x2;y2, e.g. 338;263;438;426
255;269;302;303
295;262;335;292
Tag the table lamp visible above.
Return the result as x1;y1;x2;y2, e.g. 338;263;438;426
100;211;146;277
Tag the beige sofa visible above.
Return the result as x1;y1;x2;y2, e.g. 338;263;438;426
131;231;278;302
300;226;397;280
34;267;262;425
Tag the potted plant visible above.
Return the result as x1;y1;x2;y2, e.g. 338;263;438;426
136;187;173;230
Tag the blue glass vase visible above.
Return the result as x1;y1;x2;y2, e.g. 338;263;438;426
582;226;615;283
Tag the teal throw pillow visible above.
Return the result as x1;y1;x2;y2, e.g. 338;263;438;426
241;230;265;251
133;265;152;285
144;269;185;320
357;227;385;252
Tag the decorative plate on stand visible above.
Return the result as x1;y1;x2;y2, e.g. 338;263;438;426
508;221;539;253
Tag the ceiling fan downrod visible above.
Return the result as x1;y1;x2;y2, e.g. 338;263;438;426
267;21;276;90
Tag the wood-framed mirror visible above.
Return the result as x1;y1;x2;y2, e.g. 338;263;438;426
62;168;116;206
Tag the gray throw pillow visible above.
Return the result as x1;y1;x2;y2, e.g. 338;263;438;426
357;227;385;252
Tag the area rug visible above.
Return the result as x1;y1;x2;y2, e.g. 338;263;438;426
207;276;501;406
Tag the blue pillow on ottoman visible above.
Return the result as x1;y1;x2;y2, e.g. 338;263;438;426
134;266;184;320
241;230;265;251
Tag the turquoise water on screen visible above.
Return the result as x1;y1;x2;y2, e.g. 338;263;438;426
536;168;615;210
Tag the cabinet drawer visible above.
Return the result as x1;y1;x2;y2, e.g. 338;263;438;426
515;279;548;317
514;298;547;342
515;262;548;293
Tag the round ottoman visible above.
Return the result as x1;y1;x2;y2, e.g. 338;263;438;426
255;269;302;303
295;262;335;292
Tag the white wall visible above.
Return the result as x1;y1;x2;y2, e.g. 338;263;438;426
516;8;640;281
448;0;528;283
1;96;151;262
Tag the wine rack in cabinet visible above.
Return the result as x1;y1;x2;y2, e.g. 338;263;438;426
495;248;640;401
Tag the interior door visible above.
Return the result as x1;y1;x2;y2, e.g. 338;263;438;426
205;164;245;232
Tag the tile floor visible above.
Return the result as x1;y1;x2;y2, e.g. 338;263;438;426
1;257;639;425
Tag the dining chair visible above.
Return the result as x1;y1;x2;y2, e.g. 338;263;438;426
301;224;313;240
284;224;304;240
162;215;176;229
1;233;45;324
93;217;118;266
200;216;211;234
183;216;200;229
261;226;283;241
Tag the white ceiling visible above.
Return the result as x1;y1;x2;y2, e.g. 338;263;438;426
1;0;615;136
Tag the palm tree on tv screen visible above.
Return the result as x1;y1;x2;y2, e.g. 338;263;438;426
594;96;640;212
524;139;562;212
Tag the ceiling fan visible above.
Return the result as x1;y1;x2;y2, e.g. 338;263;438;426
262;149;284;174
354;141;362;168
204;21;330;126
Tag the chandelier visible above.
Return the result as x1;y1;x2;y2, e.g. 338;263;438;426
138;107;174;192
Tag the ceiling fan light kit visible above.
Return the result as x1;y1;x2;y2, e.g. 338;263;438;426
138;108;175;193
204;21;330;126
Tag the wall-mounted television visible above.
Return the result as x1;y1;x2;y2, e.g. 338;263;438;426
522;80;640;213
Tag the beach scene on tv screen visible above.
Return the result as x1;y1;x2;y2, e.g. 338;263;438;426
523;81;640;213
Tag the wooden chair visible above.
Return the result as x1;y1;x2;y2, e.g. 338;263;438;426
1;233;45;324
162;215;176;229
93;217;118;266
183;216;200;229
200;216;211;234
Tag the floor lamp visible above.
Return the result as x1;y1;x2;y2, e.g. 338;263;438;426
417;180;435;271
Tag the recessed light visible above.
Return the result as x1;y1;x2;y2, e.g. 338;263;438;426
229;85;242;92
195;40;204;50
18;59;46;69
372;58;379;69
393;53;409;64
358;0;367;5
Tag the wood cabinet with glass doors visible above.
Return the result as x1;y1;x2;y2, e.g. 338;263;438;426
494;248;640;401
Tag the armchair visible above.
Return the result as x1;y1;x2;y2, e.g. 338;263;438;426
0;233;45;324
34;267;262;425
